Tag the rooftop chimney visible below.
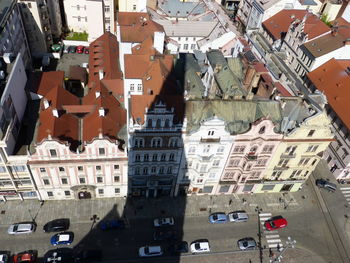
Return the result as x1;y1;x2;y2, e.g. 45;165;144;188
52;108;59;118
99;107;105;117
43;99;50;109
99;69;104;80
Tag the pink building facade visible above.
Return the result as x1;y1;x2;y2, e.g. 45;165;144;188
221;119;282;194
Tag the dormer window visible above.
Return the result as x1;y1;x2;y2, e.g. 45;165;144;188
259;126;265;134
208;130;214;136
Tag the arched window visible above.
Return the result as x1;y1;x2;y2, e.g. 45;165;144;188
249;146;257;153
135;167;140;175
164;119;170;127
148;119;153;128
151;137;162;147
152;154;158;161
143;167;148;175
169;138;178;147
144;154;149;162
161;154;166;161
169;153;175;161
135;154;140;162
156;119;161;128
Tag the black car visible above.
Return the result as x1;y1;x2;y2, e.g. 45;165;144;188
153;230;177;241
69;46;77;53
43;218;70;233
168;241;188;254
316;179;337;192
74;250;102;263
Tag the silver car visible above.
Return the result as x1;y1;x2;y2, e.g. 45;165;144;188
237;237;257;250
7;222;36;235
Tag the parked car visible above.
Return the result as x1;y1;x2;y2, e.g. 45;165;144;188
208;212;228;224
228;211;249;222
190;239;210;254
0;251;10;263
264;216;288;231
13;250;37;263
76;46;84;54
63;45;70;53
153;217;174;227
316;179;337;192
43;219;70;233
138;246;163;257
84;48;89;54
68;46;77;53
153;230;177;241
168;241;188;254
100;219;125;230
43;248;73;263
74;249;102;263
237;237;257;250
50;232;74;246
8;222;36;235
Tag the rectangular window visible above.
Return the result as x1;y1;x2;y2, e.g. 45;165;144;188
130;84;135;91
262;185;275;191
61;178;68;184
191;44;196;49
13;165;26;172
0;166;6;173
59;167;65;172
40;168;46;173
64;191;70;196
213;160;220;166
183;44;188;50
233;146;245;153
133;4;136;10
78;166;83;171
49;149;57;157
96;166;102;171
202;186;213;193
115;188;120;194
43;179;50;185
114;176;120;182
97;177;103;183
307;130;315;137
137;84;142;91
99;148;105;155
47;191;53;197
219;185;230;193
98;189;104;195
79;178;86;184
114;165;119;170
104;5;110;12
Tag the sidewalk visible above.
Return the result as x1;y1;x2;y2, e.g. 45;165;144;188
0;188;307;226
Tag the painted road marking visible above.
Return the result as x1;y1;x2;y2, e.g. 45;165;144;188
266;235;280;239
267;239;282;243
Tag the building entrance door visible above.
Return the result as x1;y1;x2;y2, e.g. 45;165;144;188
78;191;92;199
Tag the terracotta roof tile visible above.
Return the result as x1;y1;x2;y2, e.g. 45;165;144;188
34;71;65;95
118;12;164;43
88;32;123;84
263;10;329;41
307;58;350;128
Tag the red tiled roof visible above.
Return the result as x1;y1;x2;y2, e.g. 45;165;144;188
37;85;80;145
82;83;126;142
307;58;350;128
118;12;164;43
262;10;329;41
88;32;123;84
34;71;65;96
274;82;292;96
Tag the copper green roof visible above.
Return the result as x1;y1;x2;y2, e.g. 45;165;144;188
185;99;282;134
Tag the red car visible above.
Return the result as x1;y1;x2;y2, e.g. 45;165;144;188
264;216;287;231
84;47;89;54
13;251;37;263
76;45;84;54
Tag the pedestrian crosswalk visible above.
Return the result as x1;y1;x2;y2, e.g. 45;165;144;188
259;212;283;249
340;187;350;205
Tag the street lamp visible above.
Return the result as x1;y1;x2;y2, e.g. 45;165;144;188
269;236;296;263
255;206;263;263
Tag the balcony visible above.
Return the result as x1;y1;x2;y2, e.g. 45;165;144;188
280;153;296;158
200;138;220;143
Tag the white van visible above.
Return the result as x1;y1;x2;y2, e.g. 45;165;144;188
139;246;163;257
